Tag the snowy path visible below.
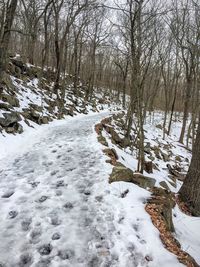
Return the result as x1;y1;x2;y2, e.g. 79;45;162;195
0;113;182;267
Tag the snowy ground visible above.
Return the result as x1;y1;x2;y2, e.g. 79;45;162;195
0;112;183;267
101;111;200;265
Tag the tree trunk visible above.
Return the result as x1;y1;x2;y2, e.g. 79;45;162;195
179;76;192;143
179;117;200;216
0;0;18;78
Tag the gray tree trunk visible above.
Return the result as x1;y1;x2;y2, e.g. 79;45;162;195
179;117;200;216
0;0;18;79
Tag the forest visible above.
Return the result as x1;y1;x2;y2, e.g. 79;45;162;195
0;0;200;266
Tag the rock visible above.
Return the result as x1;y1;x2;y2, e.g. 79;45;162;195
14;66;22;78
167;164;185;181
30;109;40;119
39;116;49;124
66;107;74;116
156;124;163;130
5;126;15;133
16;123;23;134
21;108;40;124
26;66;41;79
168;180;177;188
109;165;133;183
95;123;103;135
144;161;153;174
98;98;106;104
144;142;151;154
175;155;182;162
97;135;108;146
144;147;151;154
0;72;16;91
121;137;131;148
11;58;27;73
109;164;156;189
152;146;162;159
0;92;19;107
29;103;43;112
0;112;21;127
148;155;155;161
105;126;122;145
0;102;12;111
132;173;156;189
161;151;170;162
38;244;52;256
159;181;170;191
148;187;176;232
103;148;118;165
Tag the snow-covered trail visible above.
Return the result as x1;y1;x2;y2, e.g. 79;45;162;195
0;113;182;267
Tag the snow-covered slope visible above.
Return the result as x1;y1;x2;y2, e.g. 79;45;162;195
0;59;113;137
99;112;200;266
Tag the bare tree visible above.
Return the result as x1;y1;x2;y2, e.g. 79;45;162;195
0;0;18;78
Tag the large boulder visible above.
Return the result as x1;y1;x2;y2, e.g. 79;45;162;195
0;102;12;111
0;112;21;127
5;122;23;134
132;173;156;189
0;93;19;107
109;164;133;183
0;72;16;91
109;164;156;189
39;116;49;124
11;58;27;73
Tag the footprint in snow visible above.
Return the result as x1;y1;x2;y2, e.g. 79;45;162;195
55;189;62;196
21;218;32;231
58;249;75;260
37;196;49;203
63;202;74;210
18;253;33;266
1;190;15;198
29;228;42;244
50;170;59;176
37;258;51;267
29;181;40;188
52;232;61;240
56;180;67;188
50;215;62;226
8;210;18;219
38;244;53;256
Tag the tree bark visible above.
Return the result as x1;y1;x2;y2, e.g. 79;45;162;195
179;117;200;216
0;0;18;78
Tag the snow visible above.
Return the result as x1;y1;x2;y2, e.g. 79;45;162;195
0;112;183;266
101;111;200;265
173;205;200;264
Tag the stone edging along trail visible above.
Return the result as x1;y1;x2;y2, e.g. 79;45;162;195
95;115;199;267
